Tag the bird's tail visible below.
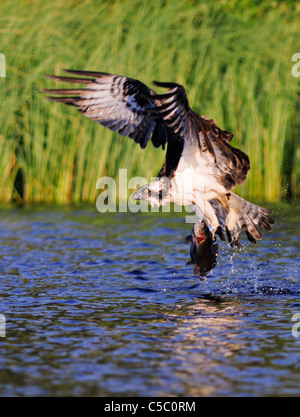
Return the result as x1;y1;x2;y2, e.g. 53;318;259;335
213;192;275;247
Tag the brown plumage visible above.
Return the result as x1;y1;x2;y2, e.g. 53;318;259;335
43;70;274;246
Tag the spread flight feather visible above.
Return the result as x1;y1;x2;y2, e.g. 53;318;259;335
43;70;274;245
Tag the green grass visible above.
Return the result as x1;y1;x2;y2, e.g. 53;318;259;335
0;0;299;204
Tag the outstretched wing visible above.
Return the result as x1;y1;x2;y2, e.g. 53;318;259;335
42;70;167;149
150;81;250;190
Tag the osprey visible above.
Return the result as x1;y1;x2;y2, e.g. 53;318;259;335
43;70;274;248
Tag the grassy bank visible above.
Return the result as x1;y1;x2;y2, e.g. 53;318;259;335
0;0;299;204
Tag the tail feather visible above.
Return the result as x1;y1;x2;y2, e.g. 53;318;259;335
227;193;274;244
212;192;274;245
245;231;257;244
236;210;262;241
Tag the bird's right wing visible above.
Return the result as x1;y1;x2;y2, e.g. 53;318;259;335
42;70;167;149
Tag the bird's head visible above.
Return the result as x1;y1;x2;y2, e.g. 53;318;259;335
132;184;150;202
132;182;163;207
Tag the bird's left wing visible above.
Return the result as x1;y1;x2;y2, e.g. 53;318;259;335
150;81;250;189
149;81;230;157
42;70;167;149
149;81;197;143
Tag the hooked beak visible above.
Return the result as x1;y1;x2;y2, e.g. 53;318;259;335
132;191;141;201
132;185;149;201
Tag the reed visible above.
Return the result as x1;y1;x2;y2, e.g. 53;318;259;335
0;0;299;203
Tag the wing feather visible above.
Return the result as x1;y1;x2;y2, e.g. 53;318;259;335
43;71;250;188
43;70;167;149
151;81;250;189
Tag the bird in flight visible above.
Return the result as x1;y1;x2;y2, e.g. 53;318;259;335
43;69;274;250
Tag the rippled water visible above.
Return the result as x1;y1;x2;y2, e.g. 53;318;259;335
0;204;299;396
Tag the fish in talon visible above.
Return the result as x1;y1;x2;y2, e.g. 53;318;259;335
185;222;219;280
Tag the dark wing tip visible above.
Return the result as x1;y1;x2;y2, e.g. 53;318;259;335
44;70;115;82
43;96;77;104
63;69;113;77
153;81;180;89
43;96;60;102
41;88;86;94
44;74;58;80
43;73;93;84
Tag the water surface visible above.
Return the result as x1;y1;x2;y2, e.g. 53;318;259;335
0;204;299;396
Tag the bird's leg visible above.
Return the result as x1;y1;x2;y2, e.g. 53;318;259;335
192;198;220;239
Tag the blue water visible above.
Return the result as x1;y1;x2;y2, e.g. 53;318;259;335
0;204;299;396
